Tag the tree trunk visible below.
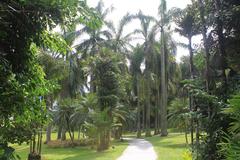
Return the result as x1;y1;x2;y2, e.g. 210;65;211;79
137;74;142;138
45;124;52;144
145;72;151;137
160;29;168;136
61;128;66;141
154;79;160;135
188;36;194;146
98;130;110;151
57;126;62;140
157;87;161;134
142;104;146;133
45;97;53;144
185;123;189;145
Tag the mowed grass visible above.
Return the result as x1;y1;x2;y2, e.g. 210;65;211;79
146;133;190;160
12;132;128;160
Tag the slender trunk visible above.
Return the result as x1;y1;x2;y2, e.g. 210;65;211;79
32;133;36;153
188;36;194;78
137;74;142;138
45;97;53;144
154;108;158;135
67;121;74;147
190;95;194;145
39;127;43;155
145;72;151;137
154;79;160;135
142;104;146;132
37;132;40;154
185;123;189;145
188;36;194;146
157;87;161;133
160;29;168;136
29;138;32;153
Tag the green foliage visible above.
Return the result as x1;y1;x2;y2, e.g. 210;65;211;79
224;94;240;133
219;94;240;160
95;48;121;110
168;98;189;130
0;144;19;160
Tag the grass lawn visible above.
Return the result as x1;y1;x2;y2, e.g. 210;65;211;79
146;133;190;160
12;132;128;160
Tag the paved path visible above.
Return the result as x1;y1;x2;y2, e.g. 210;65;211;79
117;138;157;160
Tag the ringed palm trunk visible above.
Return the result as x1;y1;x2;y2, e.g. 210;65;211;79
160;29;168;136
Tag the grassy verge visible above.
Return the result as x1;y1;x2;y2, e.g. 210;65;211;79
12;132;128;160
146;133;190;160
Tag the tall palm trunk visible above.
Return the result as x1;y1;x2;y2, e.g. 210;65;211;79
145;71;151;137
137;74;142;138
154;79;160;135
160;29;168;136
188;35;194;145
157;85;161;133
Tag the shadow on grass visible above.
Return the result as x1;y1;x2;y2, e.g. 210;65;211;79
14;140;128;160
152;141;188;149
145;133;189;149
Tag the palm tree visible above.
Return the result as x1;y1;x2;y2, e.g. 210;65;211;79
175;7;199;145
159;0;168;136
54;99;75;145
72;0;113;92
38;52;69;144
133;11;158;137
107;13;135;55
73;1;113;54
129;45;145;137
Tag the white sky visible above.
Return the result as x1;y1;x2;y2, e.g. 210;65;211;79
87;0;201;62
